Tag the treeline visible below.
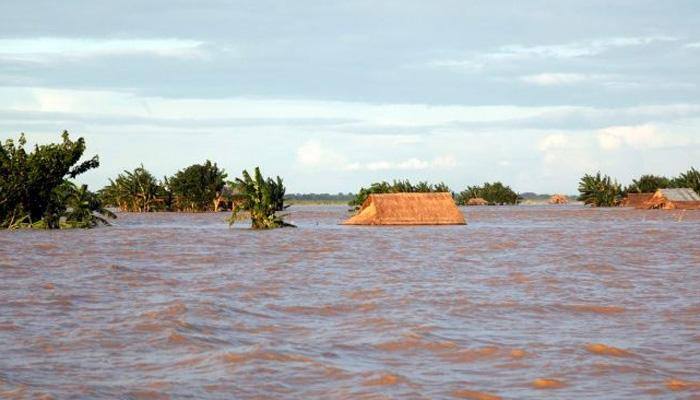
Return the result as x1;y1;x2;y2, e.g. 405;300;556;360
101;164;292;228
286;192;355;203
1;132;115;229
1;132;293;230
578;168;700;207
349;180;521;207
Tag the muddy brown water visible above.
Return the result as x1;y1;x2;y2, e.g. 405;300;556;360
1;205;699;399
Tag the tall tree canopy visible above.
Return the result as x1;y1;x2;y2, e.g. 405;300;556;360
0;131;113;229
167;160;228;212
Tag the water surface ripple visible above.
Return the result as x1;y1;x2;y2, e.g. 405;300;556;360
1;206;699;399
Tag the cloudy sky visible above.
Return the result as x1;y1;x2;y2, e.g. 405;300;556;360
1;1;699;193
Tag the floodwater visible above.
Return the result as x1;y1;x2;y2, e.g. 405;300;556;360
1;205;699;399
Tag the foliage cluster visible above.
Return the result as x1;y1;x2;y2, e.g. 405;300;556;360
228;167;292;229
1;131;114;229
577;172;623;207
455;182;521;205
100;161;228;212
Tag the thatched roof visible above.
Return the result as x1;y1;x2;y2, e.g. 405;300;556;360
645;188;700;210
548;194;569;204
343;193;466;225
466;197;489;206
621;193;654;208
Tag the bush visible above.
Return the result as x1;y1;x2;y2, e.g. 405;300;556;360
455;182;520;205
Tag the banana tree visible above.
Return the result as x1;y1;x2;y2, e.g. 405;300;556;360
228;167;294;229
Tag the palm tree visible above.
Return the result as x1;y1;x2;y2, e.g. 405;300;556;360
577;172;622;207
228;167;294;229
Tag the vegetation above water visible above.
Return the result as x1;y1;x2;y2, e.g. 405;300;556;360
455;182;521;205
286;192;355;205
577;172;623;207
100;165;168;212
167;161;228;212
349;180;451;209
228;167;294;229
0;132;115;229
100;161;230;212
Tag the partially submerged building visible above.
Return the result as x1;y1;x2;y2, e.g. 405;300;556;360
644;188;700;210
621;193;654;208
343;192;466;225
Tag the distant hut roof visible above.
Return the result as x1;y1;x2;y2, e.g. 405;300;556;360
343;193;466;225
548;194;569;204
644;188;700;210
466;197;489;206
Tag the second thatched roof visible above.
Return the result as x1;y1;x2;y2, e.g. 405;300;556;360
466;197;489;206
343;192;466;225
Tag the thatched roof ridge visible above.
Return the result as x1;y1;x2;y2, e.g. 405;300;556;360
343;192;466;225
466;197;489;206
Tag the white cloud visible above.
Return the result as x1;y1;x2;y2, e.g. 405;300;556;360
537;133;570;152
295;140;457;172
521;73;595;86
427;36;679;72
353;155;457;171
296;140;346;168
0;38;207;62
597;124;669;150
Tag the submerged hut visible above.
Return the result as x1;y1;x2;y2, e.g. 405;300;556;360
643;188;700;210
548;194;569;204
343;193;466;225
621;193;655;208
466;197;489;206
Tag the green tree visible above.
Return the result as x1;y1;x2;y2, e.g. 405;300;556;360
100;165;166;212
228;167;293;229
577;172;622;207
62;182;116;228
624;174;672;194
1;131;108;229
455;182;521;205
167;160;227;212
